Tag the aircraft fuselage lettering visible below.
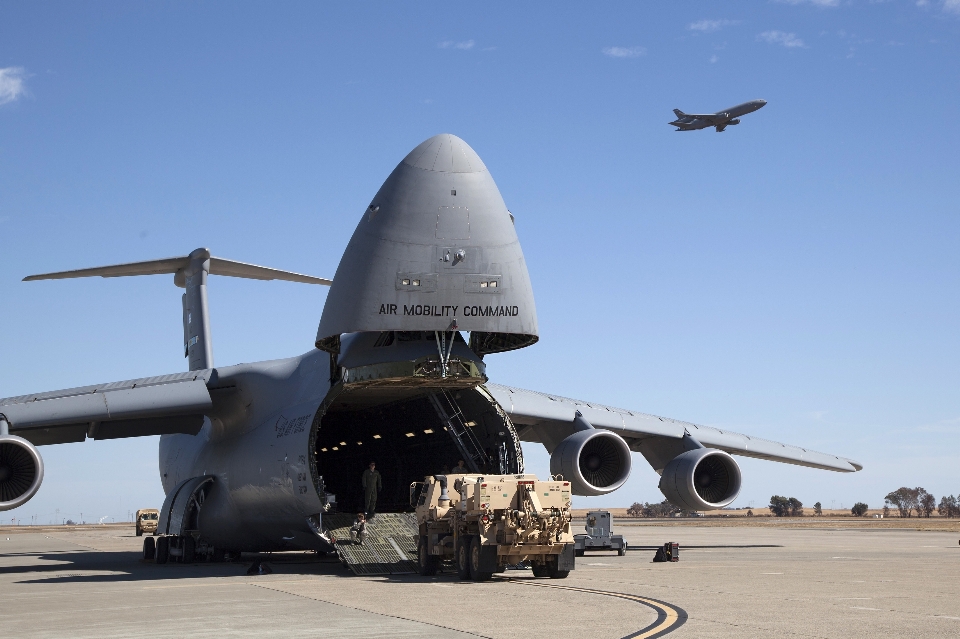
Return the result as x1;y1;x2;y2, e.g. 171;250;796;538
401;304;461;317
392;303;519;318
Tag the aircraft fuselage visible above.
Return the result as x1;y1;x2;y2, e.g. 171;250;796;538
669;99;767;132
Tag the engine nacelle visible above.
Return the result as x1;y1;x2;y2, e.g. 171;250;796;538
0;435;45;511
550;429;631;496
727;118;740;125
658;448;741;511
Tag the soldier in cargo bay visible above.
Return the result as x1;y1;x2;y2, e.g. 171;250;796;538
361;461;382;517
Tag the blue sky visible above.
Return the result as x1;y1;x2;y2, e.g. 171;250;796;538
1;1;958;523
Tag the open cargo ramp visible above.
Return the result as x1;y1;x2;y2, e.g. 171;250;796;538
324;513;420;575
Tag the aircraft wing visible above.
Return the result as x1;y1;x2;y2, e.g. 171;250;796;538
484;383;862;473
0;371;214;445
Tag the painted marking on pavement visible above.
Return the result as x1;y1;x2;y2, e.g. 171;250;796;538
507;579;686;639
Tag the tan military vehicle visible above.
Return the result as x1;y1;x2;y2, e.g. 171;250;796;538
411;473;575;581
135;508;159;536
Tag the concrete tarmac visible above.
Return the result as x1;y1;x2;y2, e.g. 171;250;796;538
1;522;958;638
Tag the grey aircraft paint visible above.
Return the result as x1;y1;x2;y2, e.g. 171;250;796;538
316;134;538;356
669;99;767;132
0;133;860;557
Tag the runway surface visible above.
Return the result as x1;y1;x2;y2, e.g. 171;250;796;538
1;522;958;638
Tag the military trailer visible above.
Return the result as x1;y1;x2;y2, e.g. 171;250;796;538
573;510;627;556
135;508;159;536
411;473;575;581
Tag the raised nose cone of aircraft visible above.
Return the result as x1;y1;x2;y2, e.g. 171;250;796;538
316;134;538;355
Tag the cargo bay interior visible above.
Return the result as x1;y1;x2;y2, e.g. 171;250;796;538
312;386;523;514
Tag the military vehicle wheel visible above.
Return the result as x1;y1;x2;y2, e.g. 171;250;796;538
182;536;196;563
155;536;170;564
469;536;492;582
142;536;156;560
455;537;472;580
546;557;569;579
618;543;627;557
531;561;548;578
418;536;439;576
136;527;143;537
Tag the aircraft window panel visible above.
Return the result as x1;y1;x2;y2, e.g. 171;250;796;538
464;274;503;293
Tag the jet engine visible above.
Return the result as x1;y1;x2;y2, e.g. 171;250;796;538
658;448;741;511
0;434;44;511
550;429;631;496
727;118;740;125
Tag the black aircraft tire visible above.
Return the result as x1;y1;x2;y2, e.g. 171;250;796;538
418;536;439;576
531;561;549;578
469;536;492;582
575;548;584;557
618;543;627;557
155;536;169;564
142;536;156;561
455;537;472;580
182;536;196;564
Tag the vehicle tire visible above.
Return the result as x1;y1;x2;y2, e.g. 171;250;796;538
618;543;627;557
182;536;196;564
469;536;492;582
575;548;584;557
142;536;156;561
546;557;569;579
531;561;548;578
212;547;226;563
136;527;143;537
418;536;439;576
455;537;472;580
155;536;169;564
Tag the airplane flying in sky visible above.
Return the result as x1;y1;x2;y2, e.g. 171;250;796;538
0;134;859;561
669;99;767;132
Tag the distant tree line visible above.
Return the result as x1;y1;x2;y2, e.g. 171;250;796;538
938;495;960;518
884;487;942;517
627;500;678;518
625;488;959;519
770;497;868;517
768;496;804;517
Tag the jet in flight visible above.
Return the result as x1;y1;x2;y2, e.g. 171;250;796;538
0;134;859;560
669;99;767;132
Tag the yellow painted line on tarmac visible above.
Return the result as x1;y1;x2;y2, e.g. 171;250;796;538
506;579;687;639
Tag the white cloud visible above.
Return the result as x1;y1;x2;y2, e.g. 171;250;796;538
0;67;27;106
758;30;807;48
438;40;475;50
774;0;839;6
944;0;960;14
602;46;646;58
689;19;740;32
710;54;719;63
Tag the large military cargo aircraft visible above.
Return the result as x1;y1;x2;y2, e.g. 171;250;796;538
669;99;767;132
0;134;859;556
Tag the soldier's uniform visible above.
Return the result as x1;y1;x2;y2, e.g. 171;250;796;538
350;515;366;544
361;465;382;515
